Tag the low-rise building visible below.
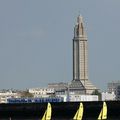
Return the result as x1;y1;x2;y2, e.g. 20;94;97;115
0;90;20;103
108;81;120;93
107;81;120;100
28;87;55;98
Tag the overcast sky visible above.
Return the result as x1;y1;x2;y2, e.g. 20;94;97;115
0;0;120;91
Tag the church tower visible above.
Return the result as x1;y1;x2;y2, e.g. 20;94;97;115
69;15;97;94
73;15;88;81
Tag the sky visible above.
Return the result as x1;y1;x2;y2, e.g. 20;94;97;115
0;0;120;91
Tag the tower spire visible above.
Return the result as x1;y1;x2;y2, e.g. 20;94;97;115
76;15;85;37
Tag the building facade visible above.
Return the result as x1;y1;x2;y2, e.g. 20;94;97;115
29;87;55;98
101;92;115;101
107;81;120;100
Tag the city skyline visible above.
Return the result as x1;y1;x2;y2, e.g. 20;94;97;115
0;0;120;90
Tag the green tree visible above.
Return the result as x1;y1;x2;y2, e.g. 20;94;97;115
91;89;101;101
20;90;34;98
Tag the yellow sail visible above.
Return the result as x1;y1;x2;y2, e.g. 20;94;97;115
42;110;46;120
73;102;84;120
98;102;107;120
42;103;52;120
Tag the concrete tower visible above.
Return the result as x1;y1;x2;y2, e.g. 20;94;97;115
73;15;88;81
69;15;96;94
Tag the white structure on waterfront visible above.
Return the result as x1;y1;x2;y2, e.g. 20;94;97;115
69;95;98;102
70;15;97;94
102;92;115;101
